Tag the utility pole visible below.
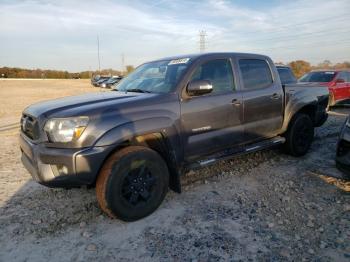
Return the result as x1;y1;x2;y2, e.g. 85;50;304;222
121;53;125;75
199;30;207;53
97;35;101;72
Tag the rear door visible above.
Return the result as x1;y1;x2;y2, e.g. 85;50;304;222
181;57;244;160
237;57;284;142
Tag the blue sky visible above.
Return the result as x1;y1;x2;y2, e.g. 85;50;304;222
0;0;349;71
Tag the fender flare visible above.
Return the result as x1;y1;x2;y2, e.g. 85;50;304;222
94;117;183;193
281;98;318;133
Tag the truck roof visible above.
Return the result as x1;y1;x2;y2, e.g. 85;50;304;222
148;52;270;63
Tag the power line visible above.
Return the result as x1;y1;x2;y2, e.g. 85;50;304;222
235;15;349;36
252;37;350;53
199;30;207;53
249;27;350;43
121;53;125;73
97;35;101;72
212;26;350;48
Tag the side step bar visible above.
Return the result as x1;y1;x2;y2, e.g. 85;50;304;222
186;136;285;170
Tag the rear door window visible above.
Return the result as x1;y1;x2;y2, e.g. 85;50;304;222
239;59;273;89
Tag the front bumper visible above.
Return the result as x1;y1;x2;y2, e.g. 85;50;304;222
19;133;114;187
335;120;350;180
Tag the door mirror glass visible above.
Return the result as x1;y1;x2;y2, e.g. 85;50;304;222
336;78;345;83
187;80;213;96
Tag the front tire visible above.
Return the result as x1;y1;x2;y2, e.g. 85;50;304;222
96;146;169;221
284;113;314;156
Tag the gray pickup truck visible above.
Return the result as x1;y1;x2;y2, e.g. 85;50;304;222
20;53;329;221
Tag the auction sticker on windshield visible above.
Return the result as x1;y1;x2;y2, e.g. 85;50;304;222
168;58;190;65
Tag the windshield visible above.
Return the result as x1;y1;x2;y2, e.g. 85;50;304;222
115;59;190;93
299;71;337;83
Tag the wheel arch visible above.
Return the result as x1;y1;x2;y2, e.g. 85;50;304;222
94;118;183;193
282;102;318;133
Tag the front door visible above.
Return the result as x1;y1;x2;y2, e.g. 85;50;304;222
181;58;243;160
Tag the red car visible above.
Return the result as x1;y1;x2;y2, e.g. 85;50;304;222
299;70;350;106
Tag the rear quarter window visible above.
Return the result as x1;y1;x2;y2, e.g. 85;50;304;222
239;59;273;89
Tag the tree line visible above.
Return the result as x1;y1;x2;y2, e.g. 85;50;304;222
1;61;349;79
0;66;135;79
279;60;350;78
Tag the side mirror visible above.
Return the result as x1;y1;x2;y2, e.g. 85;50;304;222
187;80;213;96
336;78;345;83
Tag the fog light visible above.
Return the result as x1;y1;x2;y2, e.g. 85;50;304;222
51;164;69;176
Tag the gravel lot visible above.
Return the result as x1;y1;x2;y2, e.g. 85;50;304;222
0;80;349;261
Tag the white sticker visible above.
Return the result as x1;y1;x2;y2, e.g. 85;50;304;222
325;71;335;74
168;58;190;65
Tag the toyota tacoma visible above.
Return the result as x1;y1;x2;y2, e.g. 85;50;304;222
20;53;329;221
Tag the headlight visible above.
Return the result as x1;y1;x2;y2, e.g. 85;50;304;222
44;117;89;143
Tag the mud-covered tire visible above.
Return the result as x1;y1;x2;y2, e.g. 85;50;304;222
284;113;314;157
96;146;169;221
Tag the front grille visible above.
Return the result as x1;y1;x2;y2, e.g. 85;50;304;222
21;114;40;140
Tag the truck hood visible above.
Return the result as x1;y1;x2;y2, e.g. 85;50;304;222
23;91;152;118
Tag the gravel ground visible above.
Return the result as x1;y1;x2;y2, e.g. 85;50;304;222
0;80;349;261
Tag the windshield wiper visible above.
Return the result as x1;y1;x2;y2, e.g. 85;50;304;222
125;88;152;93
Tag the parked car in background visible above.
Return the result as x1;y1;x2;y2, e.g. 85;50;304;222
299;70;350;106
101;76;123;88
20;52;329;221
91;75;101;86
276;65;297;85
95;77;110;87
91;76;110;87
335;116;350;180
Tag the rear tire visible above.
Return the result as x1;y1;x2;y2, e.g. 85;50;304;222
96;146;169;221
284;113;314;156
314;113;328;127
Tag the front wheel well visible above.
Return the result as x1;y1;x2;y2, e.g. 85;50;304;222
97;133;181;193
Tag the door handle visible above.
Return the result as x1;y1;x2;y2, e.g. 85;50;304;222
271;93;280;99
231;98;241;106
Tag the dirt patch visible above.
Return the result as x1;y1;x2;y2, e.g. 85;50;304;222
0;80;349;261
